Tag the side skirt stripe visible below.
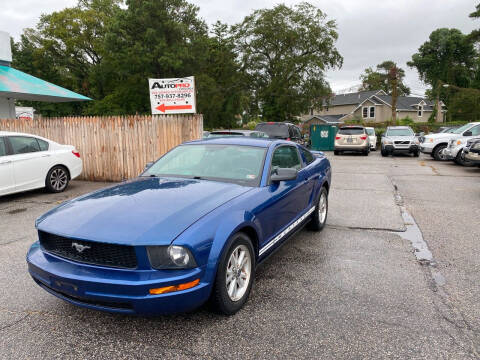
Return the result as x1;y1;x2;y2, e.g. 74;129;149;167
259;206;316;256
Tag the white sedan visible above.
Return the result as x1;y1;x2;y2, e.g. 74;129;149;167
0;131;82;196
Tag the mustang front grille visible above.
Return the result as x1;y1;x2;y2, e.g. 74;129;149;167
38;231;137;269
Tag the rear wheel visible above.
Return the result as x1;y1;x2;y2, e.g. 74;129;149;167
45;166;69;193
212;233;255;315
413;151;420;157
307;187;328;231
363;149;369;156
334;150;339;155
433;144;447;161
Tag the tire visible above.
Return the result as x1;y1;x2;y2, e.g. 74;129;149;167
433;144;447;161
334;150;339;155
363;149;369;156
212;233;255;315
413;151;420;157
381;148;387;157
307;187;328;231
454;150;473;167
45;166;69;193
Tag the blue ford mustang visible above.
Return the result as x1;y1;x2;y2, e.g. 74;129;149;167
27;137;331;315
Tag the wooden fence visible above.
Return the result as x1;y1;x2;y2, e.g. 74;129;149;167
0;115;203;181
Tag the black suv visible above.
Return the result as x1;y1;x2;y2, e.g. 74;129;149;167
254;122;306;146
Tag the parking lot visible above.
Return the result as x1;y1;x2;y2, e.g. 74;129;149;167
1;151;479;359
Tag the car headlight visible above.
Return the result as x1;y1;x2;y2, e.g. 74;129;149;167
147;245;197;269
414;139;420;145
383;139;392;145
473;143;480;150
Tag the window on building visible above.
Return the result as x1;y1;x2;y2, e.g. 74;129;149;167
363;106;375;118
418;105;423;117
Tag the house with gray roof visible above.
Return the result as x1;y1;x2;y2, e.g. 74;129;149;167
301;90;445;125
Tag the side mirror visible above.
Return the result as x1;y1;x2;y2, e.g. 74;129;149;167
144;162;154;171
271;168;298;182
463;131;473;137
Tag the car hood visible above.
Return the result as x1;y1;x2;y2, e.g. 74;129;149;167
424;133;457;140
37;177;252;246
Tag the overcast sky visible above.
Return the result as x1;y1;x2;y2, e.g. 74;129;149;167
1;0;478;95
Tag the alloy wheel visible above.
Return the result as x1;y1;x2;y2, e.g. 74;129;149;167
226;245;251;302
319;192;327;224
50;168;68;191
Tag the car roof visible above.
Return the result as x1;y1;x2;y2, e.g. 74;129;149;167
256;122;296;127
0;131;43;137
185;136;288;148
210;129;257;134
386;126;412;129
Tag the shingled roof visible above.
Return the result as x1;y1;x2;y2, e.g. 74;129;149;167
325;90;387;106
373;95;435;111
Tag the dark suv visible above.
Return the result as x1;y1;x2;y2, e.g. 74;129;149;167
254;122;306;146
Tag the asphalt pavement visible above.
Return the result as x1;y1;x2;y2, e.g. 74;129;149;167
0;151;479;359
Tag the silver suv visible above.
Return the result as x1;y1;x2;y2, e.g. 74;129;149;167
381;126;420;157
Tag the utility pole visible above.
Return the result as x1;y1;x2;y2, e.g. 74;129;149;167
389;66;398;125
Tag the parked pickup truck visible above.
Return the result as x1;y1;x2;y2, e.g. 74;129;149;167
419;122;480;161
442;125;480;165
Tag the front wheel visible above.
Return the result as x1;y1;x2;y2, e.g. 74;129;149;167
454;150;473;166
307;187;328;231
212;233;255;315
413;151;420;157
381;148;388;157
433;144;447;161
45;166;69;193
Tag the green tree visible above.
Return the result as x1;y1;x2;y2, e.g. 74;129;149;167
360;61;410;95
232;2;342;121
11;0;121;116
408;28;477;121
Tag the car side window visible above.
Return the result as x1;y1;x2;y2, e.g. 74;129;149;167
300;147;314;165
271;146;302;175
37;139;49;151
469;125;480;136
9;136;41;154
0;138;6;157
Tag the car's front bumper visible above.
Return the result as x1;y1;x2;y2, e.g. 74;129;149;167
383;144;419;153
27;242;211;315
420;143;434;154
442;146;463;160
464;149;480;165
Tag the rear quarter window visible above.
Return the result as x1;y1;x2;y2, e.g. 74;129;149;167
37;139;49;151
300;147;314;165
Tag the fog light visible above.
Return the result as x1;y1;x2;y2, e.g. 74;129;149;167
149;279;200;295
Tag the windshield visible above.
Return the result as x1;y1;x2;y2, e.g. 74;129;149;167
365;128;375;136
452;123;473;134
385;128;414;137
255;123;289;138
143;144;266;186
